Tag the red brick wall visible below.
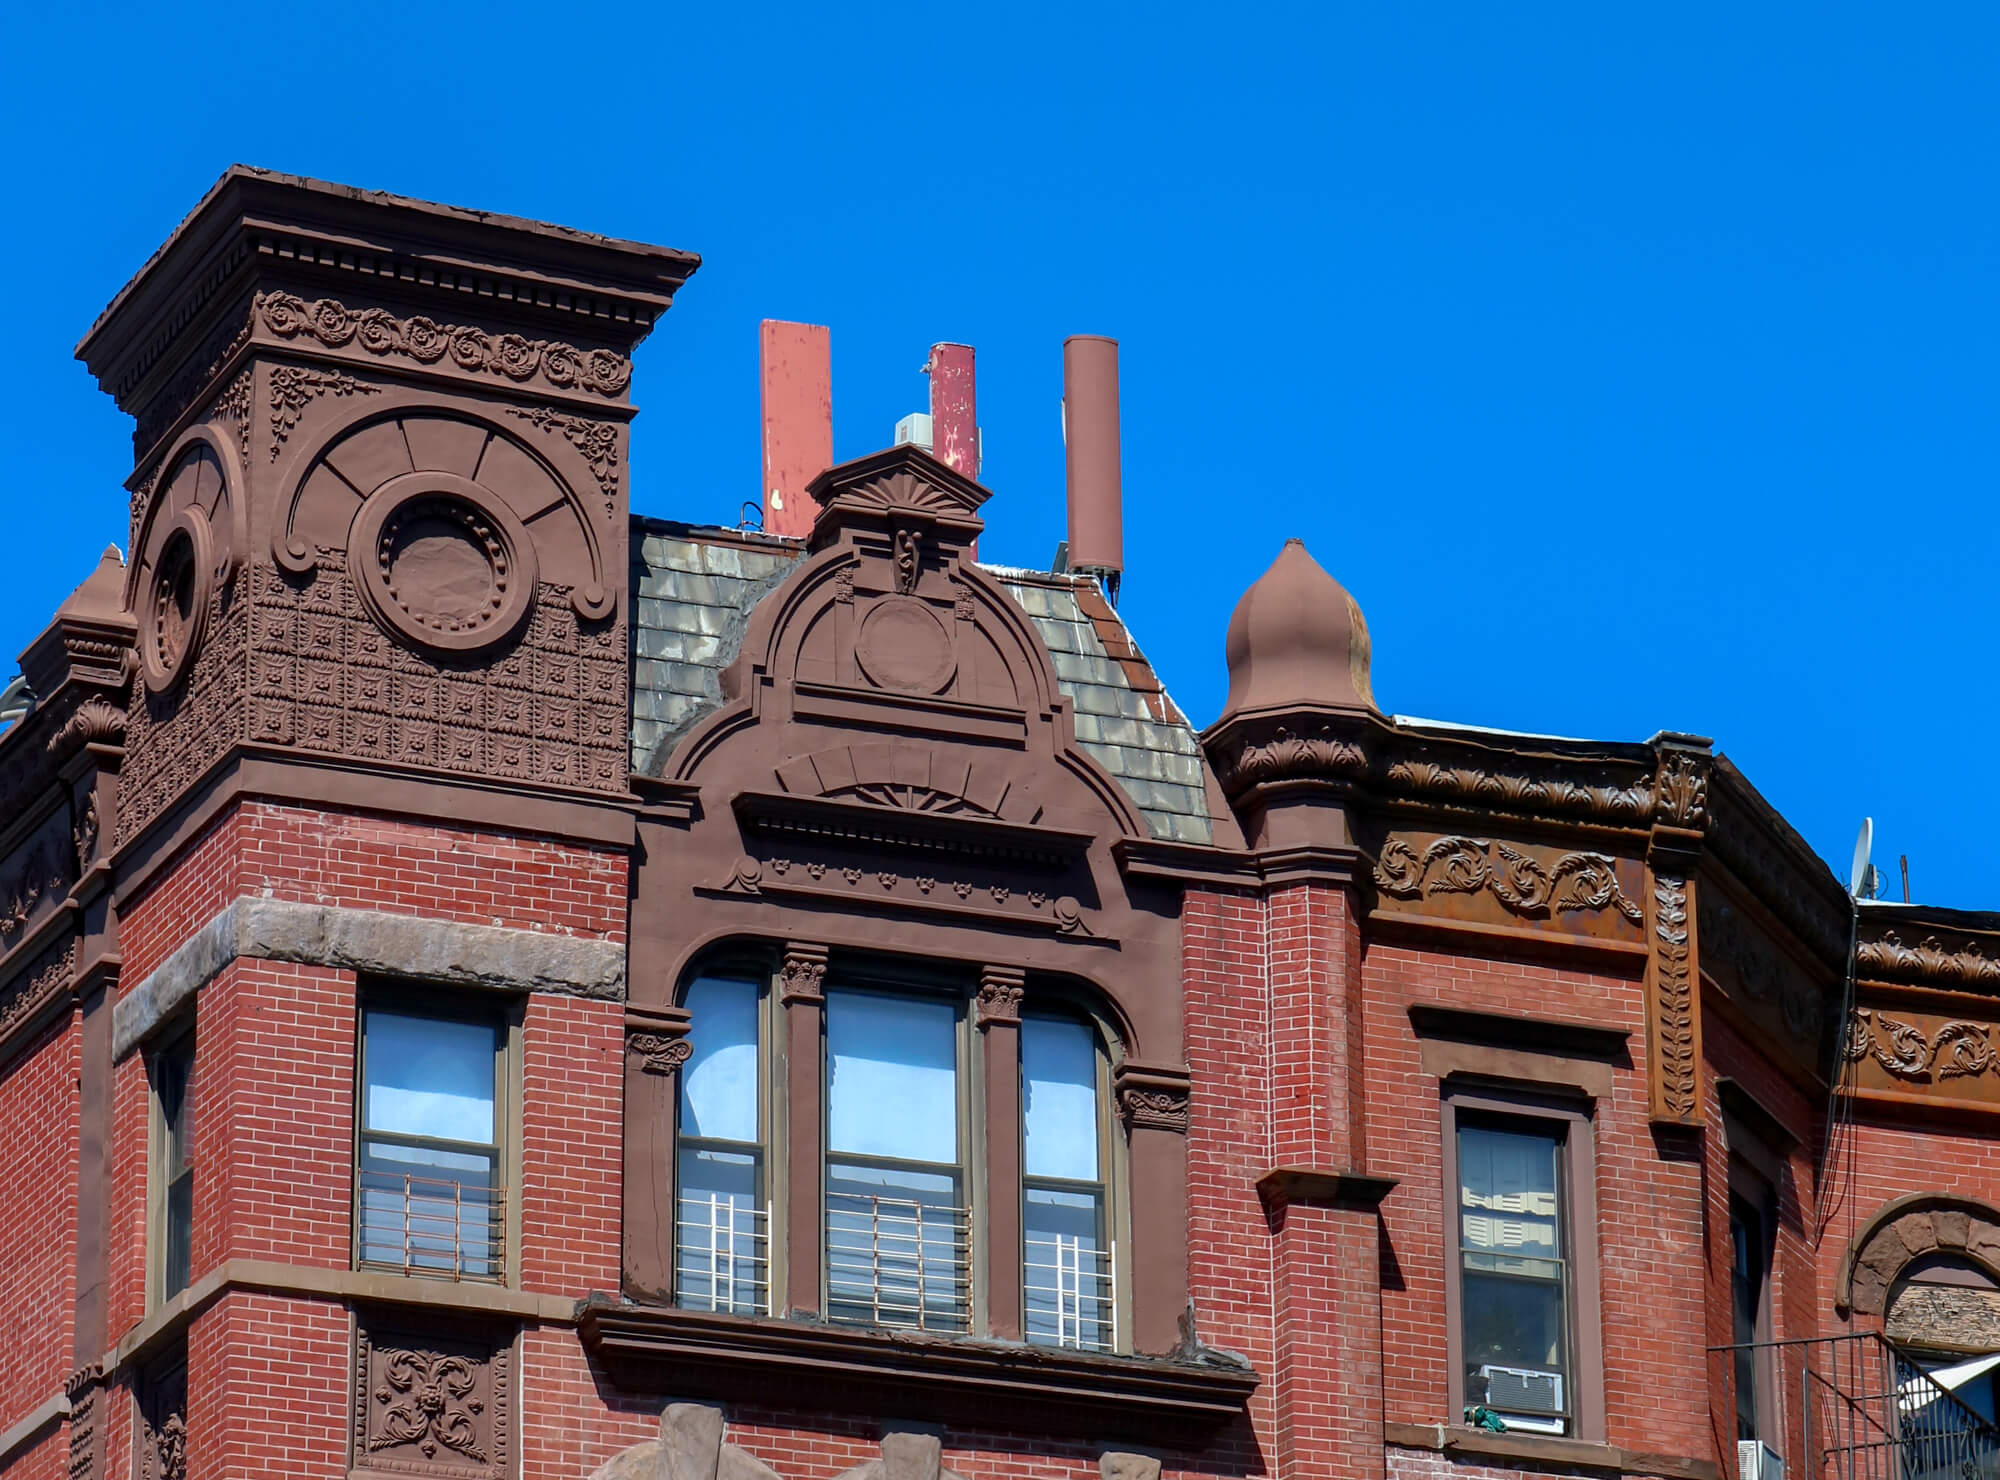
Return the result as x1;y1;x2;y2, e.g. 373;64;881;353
0;1013;78;1431
192;1292;348;1480
195;960;355;1275
519;995;624;1295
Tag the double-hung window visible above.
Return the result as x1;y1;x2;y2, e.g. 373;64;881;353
1022;1014;1114;1352
676;975;770;1314
1442;1086;1600;1440
356;1004;505;1280
151;1030;197;1304
824;988;969;1332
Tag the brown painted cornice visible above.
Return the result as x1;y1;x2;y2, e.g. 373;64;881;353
1853;903;2000;995
575;1299;1258;1446
732;790;1091;873
78;165;700;430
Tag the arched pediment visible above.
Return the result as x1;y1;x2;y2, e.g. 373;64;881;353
667;446;1146;844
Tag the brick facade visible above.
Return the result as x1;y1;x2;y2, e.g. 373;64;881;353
1;167;1996;1480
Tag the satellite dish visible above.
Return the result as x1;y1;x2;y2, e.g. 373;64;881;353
1850;818;1879;900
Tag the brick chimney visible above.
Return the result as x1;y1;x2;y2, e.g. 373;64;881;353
759;320;832;540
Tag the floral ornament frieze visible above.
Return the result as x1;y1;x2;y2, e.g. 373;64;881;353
255;292;632;398
1374;835;1644;924
1844;1008;1997;1083
1858;931;2000;990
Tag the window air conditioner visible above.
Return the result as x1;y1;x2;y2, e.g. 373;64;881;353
1737;1441;1783;1480
1477;1365;1565;1434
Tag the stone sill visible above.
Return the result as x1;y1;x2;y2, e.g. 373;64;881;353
578;1297;1259;1446
1385;1423;1718;1480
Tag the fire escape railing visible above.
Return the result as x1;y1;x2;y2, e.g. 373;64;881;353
1711;1333;2000;1480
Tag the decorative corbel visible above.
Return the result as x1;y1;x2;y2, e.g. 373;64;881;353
1115;1062;1192;1134
626;1003;692;1076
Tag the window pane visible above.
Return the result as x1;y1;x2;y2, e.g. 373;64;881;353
826;991;957;1164
677;1148;767;1315
1025;1185;1112;1351
363;1011;497;1145
157;1041;194;1175
1023;1016;1099;1181
826;1159;967;1332
1731;1199;1765;1439
163;1171;192;1300
1459;1120;1567;1429
1459;1123;1560;1259
680;977;759;1143
359;1140;499;1276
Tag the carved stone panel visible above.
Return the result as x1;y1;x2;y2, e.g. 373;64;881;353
352;1312;514;1480
1371;831;1646;943
1644;870;1701;1125
0;807;76;955
1844;1005;2000;1103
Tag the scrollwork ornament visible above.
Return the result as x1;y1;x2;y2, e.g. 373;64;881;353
1844;1008;1998;1083
1118;1085;1191;1133
255;292;631;397
630;1034;692;1075
1374;835;1644;924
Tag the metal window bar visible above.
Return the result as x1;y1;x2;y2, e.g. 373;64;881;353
1710;1333;2000;1480
357;1169;505;1280
675;1194;770;1315
825;1190;971;1333
1024;1232;1116;1352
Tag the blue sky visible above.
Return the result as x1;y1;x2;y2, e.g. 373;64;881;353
3;5;1994;903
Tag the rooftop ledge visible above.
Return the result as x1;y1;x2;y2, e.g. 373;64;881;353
576;1297;1259;1446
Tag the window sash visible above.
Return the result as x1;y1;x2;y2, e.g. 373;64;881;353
354;1001;507;1282
152;1034;196;1305
1451;1106;1581;1435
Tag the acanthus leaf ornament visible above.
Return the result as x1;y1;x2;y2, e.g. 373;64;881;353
1844;1008;1998;1083
268;365;378;460
1374;835;1644;924
504;407;620;519
1653;750;1710;830
1649;873;1699;1121
630;1034;692;1075
368;1350;487;1463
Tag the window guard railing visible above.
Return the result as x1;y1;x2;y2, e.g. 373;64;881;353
675;1193;770;1316
1711;1332;2000;1480
1025;1232;1116;1353
357;1169;505;1280
825;1190;971;1333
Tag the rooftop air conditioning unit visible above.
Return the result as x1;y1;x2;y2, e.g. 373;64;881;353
1737;1441;1783;1480
1478;1365;1565;1434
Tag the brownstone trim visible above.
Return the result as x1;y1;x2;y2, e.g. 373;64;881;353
781;944;828;1317
1382;1423;1719;1480
1368;908;1650;972
1255;1168;1398;1210
980;973;1024;1341
576;1298;1256;1446
1409;1004;1630;1059
1440;1085;1605;1443
1420;1040;1616;1101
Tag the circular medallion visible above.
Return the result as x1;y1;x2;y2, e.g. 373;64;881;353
349;472;539;654
140;509;215;694
854;595;957;694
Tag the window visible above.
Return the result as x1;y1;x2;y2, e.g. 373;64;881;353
1022;1014;1114;1352
356;1004;505;1279
824;987;969;1332
151;1031;196;1304
676;975;770;1314
1443;1087;1601;1440
1730;1191;1773;1440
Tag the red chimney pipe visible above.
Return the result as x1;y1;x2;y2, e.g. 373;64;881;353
759;320;831;540
1063;335;1123;601
925;343;978;479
